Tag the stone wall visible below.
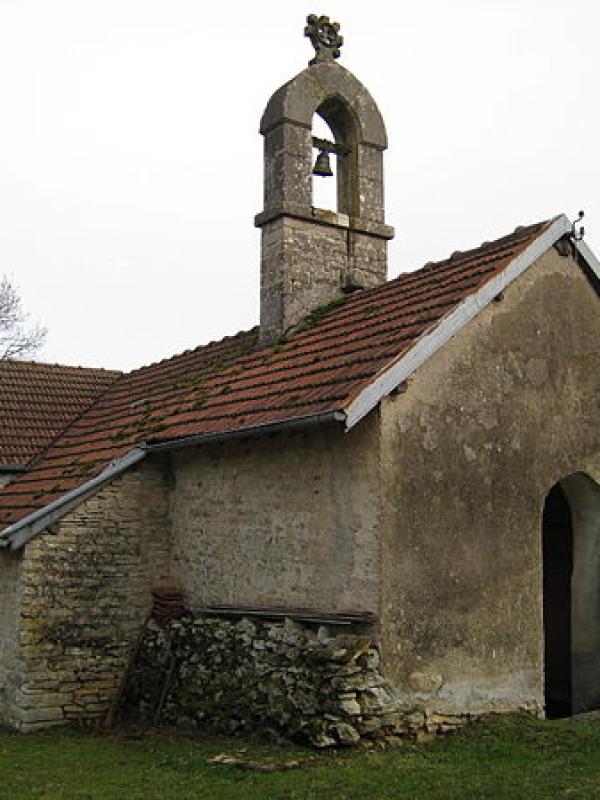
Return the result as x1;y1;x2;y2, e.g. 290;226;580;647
121;614;450;747
256;60;393;344
0;549;21;726
12;458;171;731
379;247;600;717
169;419;382;616
259;215;389;343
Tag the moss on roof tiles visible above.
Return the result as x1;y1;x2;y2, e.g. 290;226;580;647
0;218;553;530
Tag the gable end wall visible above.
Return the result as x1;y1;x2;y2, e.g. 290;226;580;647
379;246;600;715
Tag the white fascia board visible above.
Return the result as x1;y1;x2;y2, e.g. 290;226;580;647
575;238;600;281
0;447;146;551
343;214;572;431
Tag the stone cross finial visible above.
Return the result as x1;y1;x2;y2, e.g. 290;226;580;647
304;14;343;66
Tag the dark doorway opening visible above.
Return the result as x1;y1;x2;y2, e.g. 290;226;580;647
542;483;573;719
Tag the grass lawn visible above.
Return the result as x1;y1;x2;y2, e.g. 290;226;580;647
2;714;600;799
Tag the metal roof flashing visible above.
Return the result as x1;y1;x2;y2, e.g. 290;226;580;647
145;410;346;454
3;213;596;552
0;447;146;551
342;215;573;430
0;411;347;551
575;238;600;284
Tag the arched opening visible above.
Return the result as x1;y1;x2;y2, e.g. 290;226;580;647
542;473;600;718
542;483;572;718
311;114;337;212
311;96;358;216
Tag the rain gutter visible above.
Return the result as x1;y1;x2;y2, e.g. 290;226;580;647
0;410;346;551
145;409;346;454
0;447;146;551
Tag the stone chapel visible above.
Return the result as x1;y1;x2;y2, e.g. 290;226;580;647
0;15;599;745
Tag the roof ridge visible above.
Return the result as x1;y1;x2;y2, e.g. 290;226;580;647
123;328;260;379
0;358;122;375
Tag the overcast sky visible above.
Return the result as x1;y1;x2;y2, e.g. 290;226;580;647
1;0;598;371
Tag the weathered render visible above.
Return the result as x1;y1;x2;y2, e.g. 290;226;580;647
379;246;600;717
169;417;381;613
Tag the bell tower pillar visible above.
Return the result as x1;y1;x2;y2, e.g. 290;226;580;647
255;15;394;344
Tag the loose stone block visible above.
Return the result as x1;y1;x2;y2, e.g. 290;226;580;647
118;614;437;748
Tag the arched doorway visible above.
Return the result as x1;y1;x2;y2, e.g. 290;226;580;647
542;483;572;717
542;473;600;718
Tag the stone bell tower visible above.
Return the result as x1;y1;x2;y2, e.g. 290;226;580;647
255;14;394;344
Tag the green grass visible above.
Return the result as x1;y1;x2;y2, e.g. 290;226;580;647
2;714;600;799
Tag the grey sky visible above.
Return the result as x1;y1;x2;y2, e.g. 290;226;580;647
1;0;598;370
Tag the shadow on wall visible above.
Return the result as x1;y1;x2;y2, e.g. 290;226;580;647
543;472;600;718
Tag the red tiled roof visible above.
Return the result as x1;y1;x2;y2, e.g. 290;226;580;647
0;361;121;469
0;218;559;531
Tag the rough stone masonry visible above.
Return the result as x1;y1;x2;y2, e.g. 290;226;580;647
119;614;469;747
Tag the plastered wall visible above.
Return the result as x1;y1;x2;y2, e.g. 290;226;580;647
169;418;382;615
379;247;600;716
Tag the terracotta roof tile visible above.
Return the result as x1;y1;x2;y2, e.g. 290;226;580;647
0;218;556;530
0;361;121;468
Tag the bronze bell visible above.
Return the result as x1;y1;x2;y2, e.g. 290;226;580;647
313;149;333;177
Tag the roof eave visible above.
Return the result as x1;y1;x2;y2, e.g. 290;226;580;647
0;410;347;551
343;214;574;431
0;447;146;551
145;409;346;454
